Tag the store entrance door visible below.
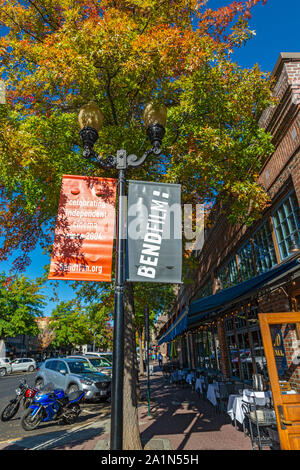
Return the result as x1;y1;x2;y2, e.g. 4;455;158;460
258;312;300;450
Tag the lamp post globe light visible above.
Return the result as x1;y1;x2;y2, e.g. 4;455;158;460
78;101;167;450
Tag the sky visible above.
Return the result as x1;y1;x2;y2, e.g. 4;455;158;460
1;0;300;316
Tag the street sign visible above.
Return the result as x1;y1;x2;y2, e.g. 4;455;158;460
126;180;182;283
48;174;117;281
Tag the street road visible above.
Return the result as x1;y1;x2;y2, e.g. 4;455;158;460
0;371;111;449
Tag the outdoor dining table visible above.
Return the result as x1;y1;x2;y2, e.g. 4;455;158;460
227;389;273;425
195;376;205;393
169;369;186;384
206;382;220;406
227;394;241;421
186;371;195;385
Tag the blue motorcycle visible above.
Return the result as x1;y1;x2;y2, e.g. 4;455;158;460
21;382;85;431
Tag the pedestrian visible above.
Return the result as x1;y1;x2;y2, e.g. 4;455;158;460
158;351;163;368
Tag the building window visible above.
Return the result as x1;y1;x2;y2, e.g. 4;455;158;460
252;220;277;274
218;265;229;290
193;280;213;301
238;241;256;281
272;191;300;260
218;256;240;290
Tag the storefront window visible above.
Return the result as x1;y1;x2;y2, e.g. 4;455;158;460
223;306;268;381
192;326;219;370
272;192;300;260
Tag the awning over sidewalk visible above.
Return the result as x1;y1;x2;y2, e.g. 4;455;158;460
157;258;299;344
158;307;187;346
188;258;299;327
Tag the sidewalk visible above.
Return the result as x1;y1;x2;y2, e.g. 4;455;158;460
53;366;252;451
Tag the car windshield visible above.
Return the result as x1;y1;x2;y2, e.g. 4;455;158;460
67;360;97;374
88;357;111;367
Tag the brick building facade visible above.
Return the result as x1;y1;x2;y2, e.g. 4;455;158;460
157;53;300;391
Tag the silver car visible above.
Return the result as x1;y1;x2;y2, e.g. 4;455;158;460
68;355;112;377
0;358;12;376
35;358;111;401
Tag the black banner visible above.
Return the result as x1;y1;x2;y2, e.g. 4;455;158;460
126;180;182;283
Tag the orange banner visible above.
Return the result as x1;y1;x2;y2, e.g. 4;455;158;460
48;175;117;282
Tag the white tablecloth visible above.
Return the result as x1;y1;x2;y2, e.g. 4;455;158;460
242;389;272;406
207;383;220;406
195;377;205;393
227;394;241;421
227;390;273;424
186;372;195;385
169;370;186;383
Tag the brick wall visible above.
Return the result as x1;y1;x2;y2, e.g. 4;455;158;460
181;53;300;310
157;54;300;347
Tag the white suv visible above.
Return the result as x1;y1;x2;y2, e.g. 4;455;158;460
85;352;112;362
0;358;12;376
11;358;36;373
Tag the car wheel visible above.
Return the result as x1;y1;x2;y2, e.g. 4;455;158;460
0;368;6;377
67;384;79;394
35;378;44;389
28;366;34;372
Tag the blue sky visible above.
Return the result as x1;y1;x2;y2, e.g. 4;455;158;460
1;0;300;316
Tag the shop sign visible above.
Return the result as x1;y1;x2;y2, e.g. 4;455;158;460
270;326;288;377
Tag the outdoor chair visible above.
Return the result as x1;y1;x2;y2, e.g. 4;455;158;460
217;382;230;414
233;382;246;394
242;400;277;450
162;365;171;382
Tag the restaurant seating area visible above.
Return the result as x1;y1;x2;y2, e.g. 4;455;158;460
162;363;280;450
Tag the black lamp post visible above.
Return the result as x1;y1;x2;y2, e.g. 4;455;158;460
78;101;167;450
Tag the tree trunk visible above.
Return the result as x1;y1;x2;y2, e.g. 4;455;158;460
123;282;143;450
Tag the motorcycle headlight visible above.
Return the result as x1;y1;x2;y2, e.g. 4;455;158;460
15;388;22;395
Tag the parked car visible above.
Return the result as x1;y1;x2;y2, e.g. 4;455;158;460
35;358;111;401
84;356;112;376
85;352;113;363
0;358;12;377
11;358;36;373
67;355;112;377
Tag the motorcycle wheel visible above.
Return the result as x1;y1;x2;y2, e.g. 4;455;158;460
62;403;80;425
23;398;31;409
21;408;42;431
1;401;20;421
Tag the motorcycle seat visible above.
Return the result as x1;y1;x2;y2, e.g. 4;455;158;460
67;390;84;402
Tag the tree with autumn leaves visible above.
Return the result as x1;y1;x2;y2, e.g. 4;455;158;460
0;0;274;449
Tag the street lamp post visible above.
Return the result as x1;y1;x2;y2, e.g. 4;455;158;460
78;101;167;450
